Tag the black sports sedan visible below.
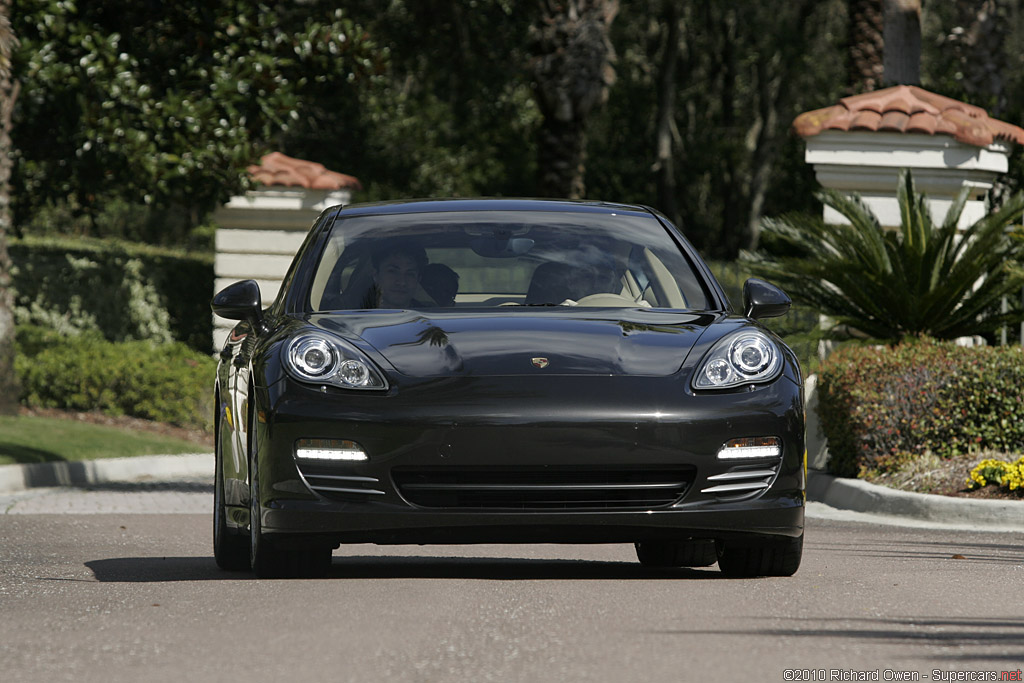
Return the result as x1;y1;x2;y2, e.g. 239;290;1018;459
212;198;805;579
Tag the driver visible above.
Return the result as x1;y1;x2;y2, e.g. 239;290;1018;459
371;243;429;309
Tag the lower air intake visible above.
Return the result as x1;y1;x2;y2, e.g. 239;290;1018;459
392;467;695;510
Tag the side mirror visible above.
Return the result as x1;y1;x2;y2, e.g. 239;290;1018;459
212;280;266;331
742;278;791;319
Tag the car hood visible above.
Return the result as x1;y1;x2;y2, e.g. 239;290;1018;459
307;309;717;377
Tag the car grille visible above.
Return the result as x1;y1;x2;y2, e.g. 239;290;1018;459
392;467;696;510
297;467;387;500
700;463;780;498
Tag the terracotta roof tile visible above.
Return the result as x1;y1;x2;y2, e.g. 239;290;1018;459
878;110;908;133
247;152;362;191
794;85;1024;147
850;109;882;130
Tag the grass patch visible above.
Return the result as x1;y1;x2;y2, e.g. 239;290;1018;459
0;415;209;465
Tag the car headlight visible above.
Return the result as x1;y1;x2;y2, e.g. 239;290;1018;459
692;329;782;390
285;332;388;390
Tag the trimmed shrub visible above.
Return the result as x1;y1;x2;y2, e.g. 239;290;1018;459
8;236;214;351
15;332;216;432
818;339;1024;477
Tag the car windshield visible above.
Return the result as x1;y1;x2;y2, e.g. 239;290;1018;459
306;209;712;311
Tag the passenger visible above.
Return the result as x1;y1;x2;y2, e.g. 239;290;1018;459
421;263;460;307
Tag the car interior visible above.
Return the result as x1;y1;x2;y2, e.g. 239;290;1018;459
307;213;711;312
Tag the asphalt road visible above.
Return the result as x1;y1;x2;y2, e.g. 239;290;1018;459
1;482;1022;682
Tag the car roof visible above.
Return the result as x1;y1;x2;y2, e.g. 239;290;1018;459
331;197;657;219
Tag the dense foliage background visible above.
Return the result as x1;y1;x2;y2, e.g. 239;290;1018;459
3;1;1024;445
7;1;1024;259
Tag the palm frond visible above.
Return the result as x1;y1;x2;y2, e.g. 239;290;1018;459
749;170;1024;343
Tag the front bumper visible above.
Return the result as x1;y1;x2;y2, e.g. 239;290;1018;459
250;373;805;547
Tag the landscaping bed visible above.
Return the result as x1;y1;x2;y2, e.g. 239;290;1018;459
860;450;1024;501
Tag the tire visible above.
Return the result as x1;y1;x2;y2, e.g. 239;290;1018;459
213;407;249;571
715;533;803;578
248;424;332;579
635;540;718;568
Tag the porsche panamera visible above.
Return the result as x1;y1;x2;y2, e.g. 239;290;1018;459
212;198;805;578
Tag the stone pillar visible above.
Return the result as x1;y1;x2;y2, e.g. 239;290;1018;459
794;85;1024;228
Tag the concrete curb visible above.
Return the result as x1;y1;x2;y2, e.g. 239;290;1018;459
807;469;1024;531
0;453;213;493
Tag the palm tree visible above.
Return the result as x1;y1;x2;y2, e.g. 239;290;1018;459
847;0;884;92
882;0;921;85
0;0;19;415
742;170;1024;343
529;0;618;199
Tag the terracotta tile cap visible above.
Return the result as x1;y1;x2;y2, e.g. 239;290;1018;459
247;152;363;191
794;85;1024;147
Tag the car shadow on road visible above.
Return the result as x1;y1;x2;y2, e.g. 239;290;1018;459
85;555;730;582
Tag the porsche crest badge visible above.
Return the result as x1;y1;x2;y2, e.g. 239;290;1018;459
531;357;550;369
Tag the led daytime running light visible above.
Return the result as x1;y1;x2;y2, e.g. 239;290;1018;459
717;436;782;459
295;438;368;461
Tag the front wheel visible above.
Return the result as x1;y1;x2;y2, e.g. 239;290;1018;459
213;408;249;571
249;432;332;579
715;533;803;578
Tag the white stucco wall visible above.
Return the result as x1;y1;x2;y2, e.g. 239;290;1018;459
804;130;1012;228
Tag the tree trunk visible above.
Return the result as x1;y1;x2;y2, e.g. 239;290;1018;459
744;0;819;251
847;0;884;92
530;0;618;199
882;0;921;85
0;0;20;415
653;1;680;223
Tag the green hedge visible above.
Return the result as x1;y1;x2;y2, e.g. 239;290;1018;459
15;327;216;432
817;339;1024;477
8;236;214;351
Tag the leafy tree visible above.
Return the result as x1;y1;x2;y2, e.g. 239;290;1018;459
298;0;537;201
742;170;1024;343
586;0;847;258
922;0;1024;198
0;0;18;414
10;0;382;239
